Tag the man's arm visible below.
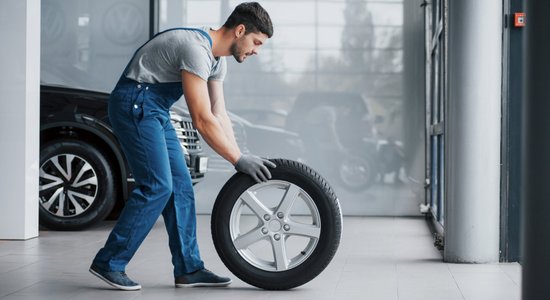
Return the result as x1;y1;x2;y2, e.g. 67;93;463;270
207;80;239;151
181;70;241;165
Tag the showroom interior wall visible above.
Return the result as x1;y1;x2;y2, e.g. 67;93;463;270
0;0;40;239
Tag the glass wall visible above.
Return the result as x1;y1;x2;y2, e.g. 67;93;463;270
161;0;426;215
41;0;425;216
41;0;150;92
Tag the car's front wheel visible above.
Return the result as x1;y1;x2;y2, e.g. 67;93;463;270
39;139;116;230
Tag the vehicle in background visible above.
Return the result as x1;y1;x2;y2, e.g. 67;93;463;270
211;113;306;172
171;102;306;174
39;85;207;230
227;111;305;162
230;108;288;128
286;91;379;192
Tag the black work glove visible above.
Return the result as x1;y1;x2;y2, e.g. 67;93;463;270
234;155;277;183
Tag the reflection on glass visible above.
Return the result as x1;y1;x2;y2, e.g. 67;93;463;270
41;0;425;216
190;0;423;216
41;0;150;92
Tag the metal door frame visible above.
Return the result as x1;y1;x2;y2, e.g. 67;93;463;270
499;0;523;262
424;0;448;233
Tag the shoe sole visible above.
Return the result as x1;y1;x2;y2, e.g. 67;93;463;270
89;268;142;291
175;280;232;288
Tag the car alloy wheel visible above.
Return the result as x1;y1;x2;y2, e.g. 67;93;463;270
39;140;115;230
229;180;321;272
39;153;98;218
212;159;342;290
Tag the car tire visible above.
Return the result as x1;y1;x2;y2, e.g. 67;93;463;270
211;159;342;290
39;139;116;230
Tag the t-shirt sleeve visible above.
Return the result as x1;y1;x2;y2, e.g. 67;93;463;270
179;44;211;81
208;57;227;81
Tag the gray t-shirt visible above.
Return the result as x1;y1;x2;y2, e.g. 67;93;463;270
125;27;226;83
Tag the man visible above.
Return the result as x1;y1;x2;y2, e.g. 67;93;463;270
89;2;275;291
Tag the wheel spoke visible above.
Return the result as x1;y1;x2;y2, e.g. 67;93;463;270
41;187;63;210
39;167;64;190
39;167;63;181
276;184;300;216
72;163;93;187
271;237;289;271
233;228;266;250
72;176;97;188
240;191;272;218
39;181;63;191
67;192;85;215
65;154;75;180
39;168;63;191
68;190;94;205
56;192;66;216
51;155;71;181
286;221;321;239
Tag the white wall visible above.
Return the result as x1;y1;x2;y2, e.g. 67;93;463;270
0;0;40;239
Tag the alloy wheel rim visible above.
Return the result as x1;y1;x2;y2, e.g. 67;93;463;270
39;154;99;218
229;180;321;272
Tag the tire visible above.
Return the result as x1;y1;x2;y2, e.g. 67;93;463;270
211;159;342;290
39;139;116;230
337;155;376;192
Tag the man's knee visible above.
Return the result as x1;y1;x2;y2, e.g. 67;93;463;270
138;178;173;202
156;180;173;200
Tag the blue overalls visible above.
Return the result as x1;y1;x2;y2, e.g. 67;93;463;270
93;28;211;277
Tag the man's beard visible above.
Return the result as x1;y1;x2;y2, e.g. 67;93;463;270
230;41;245;63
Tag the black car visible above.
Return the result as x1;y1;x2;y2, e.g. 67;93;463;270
39;85;207;230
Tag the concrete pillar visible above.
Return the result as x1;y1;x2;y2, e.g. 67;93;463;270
522;0;550;298
444;0;502;262
0;0;40;240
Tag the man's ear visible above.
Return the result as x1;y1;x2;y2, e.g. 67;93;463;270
235;24;246;38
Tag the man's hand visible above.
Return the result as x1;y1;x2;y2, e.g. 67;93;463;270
235;155;277;183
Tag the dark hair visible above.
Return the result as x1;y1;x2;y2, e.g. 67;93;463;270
223;2;273;38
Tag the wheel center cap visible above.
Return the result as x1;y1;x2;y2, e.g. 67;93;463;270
268;220;282;232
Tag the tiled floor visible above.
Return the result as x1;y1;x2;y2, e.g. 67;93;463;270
0;216;521;300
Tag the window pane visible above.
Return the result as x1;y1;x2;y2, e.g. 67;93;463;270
41;0;150;92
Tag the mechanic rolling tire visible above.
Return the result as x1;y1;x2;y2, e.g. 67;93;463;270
212;159;342;290
39;139;116;230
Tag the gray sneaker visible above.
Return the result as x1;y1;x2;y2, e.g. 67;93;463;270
89;264;141;291
175;269;232;287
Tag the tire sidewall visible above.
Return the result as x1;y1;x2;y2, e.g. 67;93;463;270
39;139;115;230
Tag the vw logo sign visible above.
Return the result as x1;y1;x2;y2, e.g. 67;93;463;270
102;2;145;45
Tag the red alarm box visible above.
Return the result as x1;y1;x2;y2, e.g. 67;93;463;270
514;12;525;27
